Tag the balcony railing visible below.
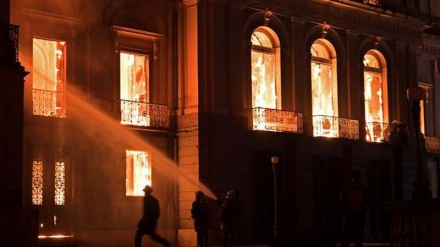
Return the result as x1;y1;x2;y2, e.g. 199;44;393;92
0;23;19;66
249;107;303;133
425;136;440;155
33;89;66;118
117;100;169;129
365;121;391;143
312;115;359;140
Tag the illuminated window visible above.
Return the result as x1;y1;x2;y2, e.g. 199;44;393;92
32;161;44;205
251;27;281;110
32;38;66;118
120;52;150;126
126;150;152;196
311;39;338;137
54;161;65;205
250;27;282;131
364;50;388;142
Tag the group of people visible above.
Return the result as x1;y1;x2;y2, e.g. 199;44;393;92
135;169;372;247
134;185;242;247
191;189;242;247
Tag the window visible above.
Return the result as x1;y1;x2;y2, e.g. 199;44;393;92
32;38;66;118
32;161;44;205
31;160;66;206
126;150;151;196
364;50;388;142
311;39;338;137
120;52;150;126
250;27;285;131
251;27;281;110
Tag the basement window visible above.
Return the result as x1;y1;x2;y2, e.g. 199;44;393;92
32;38;66;118
126;150;152;196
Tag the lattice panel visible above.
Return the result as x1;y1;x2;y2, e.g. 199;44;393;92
32;161;43;205
250;107;303;133
54;162;65;205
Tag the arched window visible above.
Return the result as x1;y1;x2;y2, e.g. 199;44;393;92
363;50;388;142
251;27;281;110
311;39;338;137
250;27;282;131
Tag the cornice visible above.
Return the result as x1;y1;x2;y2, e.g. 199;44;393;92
234;0;424;42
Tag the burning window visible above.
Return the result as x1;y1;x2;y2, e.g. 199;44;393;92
120;52;150;126
250;27;282;131
32;161;44;205
364;50;388;142
126;150;152;196
311;39;338;137
251;27;281;110
32;38;66;118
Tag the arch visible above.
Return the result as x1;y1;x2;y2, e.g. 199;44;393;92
242;12;290;50
104;1;165;34
303;24;346;66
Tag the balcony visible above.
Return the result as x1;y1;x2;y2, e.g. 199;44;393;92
249;107;303;133
425;136;440;155
116;100;169;129
312;115;359;140
0;23;19;66
365;121;391;143
33;89;66;118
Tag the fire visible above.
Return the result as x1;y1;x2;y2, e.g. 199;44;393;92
126;150;152;196
32;38;66;118
364;51;387;142
311;40;338;137
250;27;281;131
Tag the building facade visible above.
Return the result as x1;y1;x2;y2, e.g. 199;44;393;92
1;0;440;246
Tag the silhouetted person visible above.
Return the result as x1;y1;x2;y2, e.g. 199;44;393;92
340;170;368;247
218;190;242;247
191;191;210;247
135;185;170;247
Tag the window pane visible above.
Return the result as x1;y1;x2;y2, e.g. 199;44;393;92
311;40;338;138
126;150;151;196
32;161;43;205
54;161;65;205
120;52;150;126
251;50;277;109
364;51;388;143
32;38;66;118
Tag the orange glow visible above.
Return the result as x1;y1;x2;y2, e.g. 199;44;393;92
251;27;281;131
311;39;338;137
120;52;149;126
38;235;73;239
126;150;152;196
364;51;388;142
32;161;43;205
32;38;66;118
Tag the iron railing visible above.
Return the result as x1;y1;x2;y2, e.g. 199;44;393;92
33;89;66;118
116;100;169;129
425;136;440;155
312;115;359;140
249;107;303;133
365;121;391;143
0;23;19;66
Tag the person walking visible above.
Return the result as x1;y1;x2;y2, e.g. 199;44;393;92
134;185;170;247
191;191;210;247
340;170;368;247
218;190;242;247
